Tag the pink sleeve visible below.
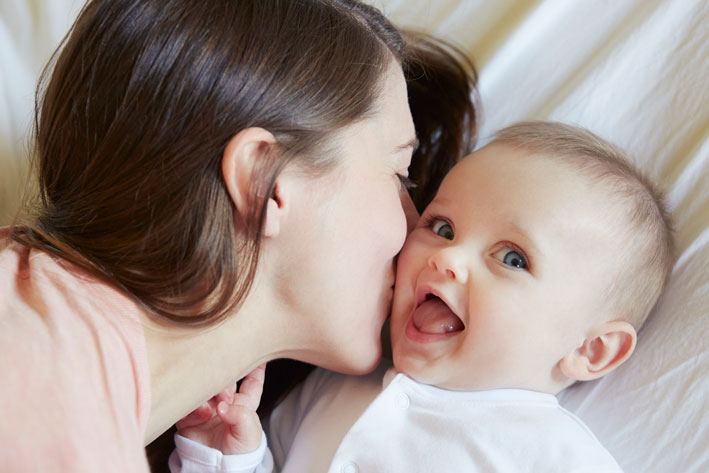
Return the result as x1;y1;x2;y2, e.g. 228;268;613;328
0;231;152;472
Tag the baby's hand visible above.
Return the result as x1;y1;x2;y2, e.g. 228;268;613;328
176;364;266;455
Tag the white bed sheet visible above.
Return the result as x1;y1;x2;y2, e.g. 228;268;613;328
0;0;84;224
1;1;707;472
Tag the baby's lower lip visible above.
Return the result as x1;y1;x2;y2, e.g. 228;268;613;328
404;316;461;344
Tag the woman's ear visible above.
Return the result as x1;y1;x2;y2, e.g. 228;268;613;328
559;321;637;382
222;127;286;238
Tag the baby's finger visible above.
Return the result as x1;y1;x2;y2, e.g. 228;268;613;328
215;383;237;405
235;364;266;412
216;401;259;429
220;404;264;455
176;402;214;429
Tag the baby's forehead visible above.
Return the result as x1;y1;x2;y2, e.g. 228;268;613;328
453;144;596;189
445;144;634;241
457;143;626;199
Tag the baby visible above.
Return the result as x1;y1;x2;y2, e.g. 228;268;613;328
169;121;673;472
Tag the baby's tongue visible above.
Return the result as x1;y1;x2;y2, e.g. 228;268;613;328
412;297;464;334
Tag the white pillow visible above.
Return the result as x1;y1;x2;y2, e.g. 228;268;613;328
0;0;84;224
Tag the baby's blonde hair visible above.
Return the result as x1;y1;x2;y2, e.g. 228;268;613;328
491;121;674;330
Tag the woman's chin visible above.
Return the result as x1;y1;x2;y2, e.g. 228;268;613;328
319;340;383;375
348;344;383;375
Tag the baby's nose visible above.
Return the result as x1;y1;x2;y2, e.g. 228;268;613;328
428;248;468;283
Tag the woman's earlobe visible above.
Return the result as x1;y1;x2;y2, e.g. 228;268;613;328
559;321;637;382
222;127;278;220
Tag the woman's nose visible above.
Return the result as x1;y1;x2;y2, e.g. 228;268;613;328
428;248;468;283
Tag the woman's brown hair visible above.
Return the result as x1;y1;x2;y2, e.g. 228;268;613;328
13;0;478;328
403;31;479;211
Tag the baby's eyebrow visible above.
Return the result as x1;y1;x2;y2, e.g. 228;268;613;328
503;221;544;260
428;196;449;208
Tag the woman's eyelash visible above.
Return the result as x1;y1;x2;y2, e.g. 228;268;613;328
397;174;417;190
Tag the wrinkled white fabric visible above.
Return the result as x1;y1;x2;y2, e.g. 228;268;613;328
172;364;622;473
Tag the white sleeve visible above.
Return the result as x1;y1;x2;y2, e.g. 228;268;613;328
168;431;274;473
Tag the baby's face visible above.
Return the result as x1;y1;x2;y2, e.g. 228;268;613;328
390;143;623;393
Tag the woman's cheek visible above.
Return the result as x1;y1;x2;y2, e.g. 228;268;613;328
366;183;409;265
389;199;409;257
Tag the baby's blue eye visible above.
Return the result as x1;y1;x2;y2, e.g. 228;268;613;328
493;247;528;269
431;219;454;240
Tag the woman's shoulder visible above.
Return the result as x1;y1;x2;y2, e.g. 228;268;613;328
0;226;151;441
1;226;141;315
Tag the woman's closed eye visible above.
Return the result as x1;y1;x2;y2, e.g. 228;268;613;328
492;245;529;270
397;173;417;191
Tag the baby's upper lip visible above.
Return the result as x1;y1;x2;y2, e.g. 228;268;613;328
415;284;464;325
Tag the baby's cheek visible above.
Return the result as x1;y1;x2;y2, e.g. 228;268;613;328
400;189;419;235
399;234;426;268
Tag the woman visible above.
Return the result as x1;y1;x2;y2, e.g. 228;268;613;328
0;0;476;471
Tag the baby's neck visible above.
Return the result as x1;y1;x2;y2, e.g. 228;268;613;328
390;359;569;396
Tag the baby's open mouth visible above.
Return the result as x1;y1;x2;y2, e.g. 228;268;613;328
412;293;464;334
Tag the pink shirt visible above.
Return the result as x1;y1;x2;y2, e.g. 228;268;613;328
0;228;151;472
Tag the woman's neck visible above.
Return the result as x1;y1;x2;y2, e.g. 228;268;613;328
140;291;290;444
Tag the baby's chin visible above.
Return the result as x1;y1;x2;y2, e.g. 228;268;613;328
391;350;470;391
391;347;432;382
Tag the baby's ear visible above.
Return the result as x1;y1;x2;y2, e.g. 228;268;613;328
559;321;637;381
